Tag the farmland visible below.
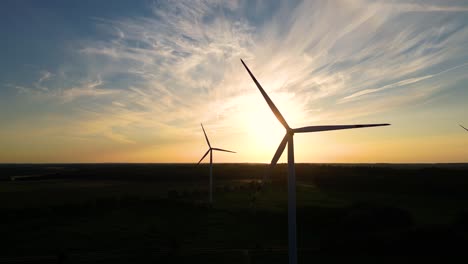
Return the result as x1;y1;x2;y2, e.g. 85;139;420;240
1;163;468;263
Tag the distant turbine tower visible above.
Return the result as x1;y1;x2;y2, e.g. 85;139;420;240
197;123;236;204
241;59;390;264
460;124;468;132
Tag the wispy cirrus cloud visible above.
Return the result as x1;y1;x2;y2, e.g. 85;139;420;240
394;2;468;12
3;0;468;162
339;62;468;103
11;72;118;102
339;75;435;102
35;71;53;91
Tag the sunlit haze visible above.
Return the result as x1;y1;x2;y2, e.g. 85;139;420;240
1;0;467;163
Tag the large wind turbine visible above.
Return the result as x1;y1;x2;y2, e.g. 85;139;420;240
460;124;468;132
241;59;390;264
197;123;235;204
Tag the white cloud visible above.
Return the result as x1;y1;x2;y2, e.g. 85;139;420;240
38;71;52;84
395;2;468;12
12;72;118;103
339;62;468;103
339;75;435;103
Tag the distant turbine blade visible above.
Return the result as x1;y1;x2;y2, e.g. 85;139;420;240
293;123;390;133
271;133;289;166
460;124;468;132
197;149;211;164
201;123;211;147
241;59;290;130
211;148;236;153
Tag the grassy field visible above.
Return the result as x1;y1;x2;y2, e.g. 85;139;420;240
1;163;468;263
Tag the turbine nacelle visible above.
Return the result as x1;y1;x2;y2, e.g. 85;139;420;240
197;147;236;165
197;123;236;164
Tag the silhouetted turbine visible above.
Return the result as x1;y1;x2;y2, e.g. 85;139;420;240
197;123;235;204
241;59;390;264
460;124;468;132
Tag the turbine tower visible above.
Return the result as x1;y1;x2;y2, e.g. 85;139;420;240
460;124;468;132
197;123;235;204
241;59;390;264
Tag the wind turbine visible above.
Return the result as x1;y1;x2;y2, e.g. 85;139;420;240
460;124;468;132
241;59;390;264
197;123;236;204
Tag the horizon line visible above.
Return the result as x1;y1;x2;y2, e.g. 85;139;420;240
1;162;467;165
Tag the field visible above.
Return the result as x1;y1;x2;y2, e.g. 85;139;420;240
1;163;468;263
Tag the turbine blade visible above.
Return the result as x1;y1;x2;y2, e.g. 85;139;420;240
271;133;289;166
460;124;468;132
211;148;236;153
241;59;290;130
293;123;390;133
201;123;211;147
197;149;211;164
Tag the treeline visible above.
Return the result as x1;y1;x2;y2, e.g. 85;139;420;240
2;164;468;199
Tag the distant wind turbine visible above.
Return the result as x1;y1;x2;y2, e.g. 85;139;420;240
241;59;390;264
197;123;236;204
460;124;468;132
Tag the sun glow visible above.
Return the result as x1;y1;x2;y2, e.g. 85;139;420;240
234;84;314;162
246;105;285;150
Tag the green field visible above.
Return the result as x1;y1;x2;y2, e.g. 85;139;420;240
1;164;468;263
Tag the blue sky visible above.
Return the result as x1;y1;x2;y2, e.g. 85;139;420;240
1;0;467;163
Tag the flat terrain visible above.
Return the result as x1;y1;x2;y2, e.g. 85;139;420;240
1;163;468;263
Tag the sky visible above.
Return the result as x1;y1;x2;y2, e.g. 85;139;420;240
0;0;467;163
